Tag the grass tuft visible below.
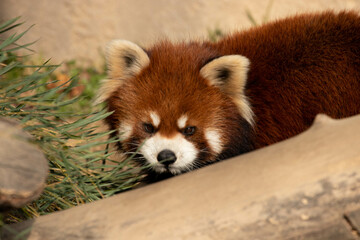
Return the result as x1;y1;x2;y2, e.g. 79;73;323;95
0;17;146;226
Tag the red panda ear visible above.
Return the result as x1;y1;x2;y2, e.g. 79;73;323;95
200;55;254;125
106;40;150;79
94;40;150;104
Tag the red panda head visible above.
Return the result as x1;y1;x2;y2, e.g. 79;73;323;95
96;40;255;178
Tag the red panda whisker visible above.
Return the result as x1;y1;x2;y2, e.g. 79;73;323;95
125;151;140;155
126;143;142;148
198;149;212;154
126;142;140;146
127;148;141;153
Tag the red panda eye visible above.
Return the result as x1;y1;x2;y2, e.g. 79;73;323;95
143;123;156;134
182;126;196;136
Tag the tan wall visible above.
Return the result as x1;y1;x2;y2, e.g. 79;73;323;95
1;0;360;68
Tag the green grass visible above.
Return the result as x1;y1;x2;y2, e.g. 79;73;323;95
53;59;107;113
0;17;147;227
208;27;224;42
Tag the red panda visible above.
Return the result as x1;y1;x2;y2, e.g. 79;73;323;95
96;11;360;180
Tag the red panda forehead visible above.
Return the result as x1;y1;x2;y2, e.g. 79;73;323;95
115;67;226;124
146;41;219;73
129;68;224;111
128;42;221;101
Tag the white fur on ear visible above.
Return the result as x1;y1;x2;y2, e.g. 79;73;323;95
200;55;254;125
94;40;150;104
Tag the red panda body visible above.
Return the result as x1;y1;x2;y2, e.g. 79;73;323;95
97;11;360;180
215;11;360;148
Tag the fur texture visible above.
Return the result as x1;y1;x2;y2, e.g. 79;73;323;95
212;11;360;148
97;11;360;180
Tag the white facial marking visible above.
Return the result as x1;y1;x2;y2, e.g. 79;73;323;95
118;122;133;140
205;129;223;154
150;111;160;128
140;133;198;175
177;115;188;129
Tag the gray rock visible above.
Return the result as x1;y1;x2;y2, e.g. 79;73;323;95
0;117;48;210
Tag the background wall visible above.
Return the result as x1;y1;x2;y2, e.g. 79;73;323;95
1;0;360;68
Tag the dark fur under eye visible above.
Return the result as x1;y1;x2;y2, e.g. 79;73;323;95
182;126;196;136
143;123;156;134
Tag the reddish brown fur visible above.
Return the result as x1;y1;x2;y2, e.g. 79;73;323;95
106;11;360;169
211;11;360;147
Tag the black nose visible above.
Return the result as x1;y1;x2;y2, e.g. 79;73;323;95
157;149;177;166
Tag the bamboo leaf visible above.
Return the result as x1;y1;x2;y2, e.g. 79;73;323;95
0;25;34;50
0;16;21;31
0;61;20;75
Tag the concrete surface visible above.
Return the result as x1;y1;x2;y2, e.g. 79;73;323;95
3;114;360;239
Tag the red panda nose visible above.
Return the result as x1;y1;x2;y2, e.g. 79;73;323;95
157;149;177;166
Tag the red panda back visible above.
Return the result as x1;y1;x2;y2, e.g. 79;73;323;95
213;11;360;147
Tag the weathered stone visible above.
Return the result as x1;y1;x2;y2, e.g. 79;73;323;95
0;118;48;210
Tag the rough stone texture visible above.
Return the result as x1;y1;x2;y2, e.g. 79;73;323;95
0;0;359;68
2;114;360;239
0;118;48;210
